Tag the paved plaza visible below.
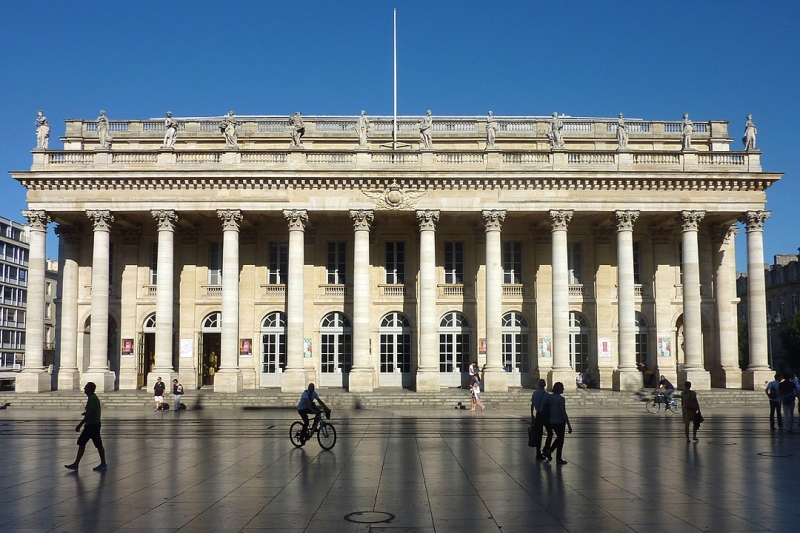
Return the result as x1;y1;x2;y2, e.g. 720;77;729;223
1;404;799;533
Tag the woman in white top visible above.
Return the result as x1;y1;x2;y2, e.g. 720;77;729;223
470;376;485;411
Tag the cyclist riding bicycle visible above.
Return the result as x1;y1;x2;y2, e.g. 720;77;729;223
297;383;329;441
654;375;675;407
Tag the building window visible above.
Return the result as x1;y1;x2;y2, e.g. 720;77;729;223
569;312;590;373
502;312;530;372
385;242;405;284
568;242;583;285
439;311;470;372
792;294;798;317
779;298;785;319
261;312;286;374
320;312;352;373
379;312;411;373
150;242;158;285
45;281;52;296
326;242;346;284
444;241;464;284
208;242;222;285
45;302;52;320
503;242;522;284
108;243;114;285
633;241;641;285
635;313;648;364
767;300;772;318
268;242;288;284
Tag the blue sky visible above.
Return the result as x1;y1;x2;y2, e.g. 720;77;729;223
1;1;798;270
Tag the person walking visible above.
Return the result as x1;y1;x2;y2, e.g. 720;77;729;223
778;372;797;432
531;379;553;461
543;382;572;465
793;372;800;427
153;376;166;411
682;381;702;442
470;376;485;411
64;382;108;471
766;373;782;431
172;379;184;411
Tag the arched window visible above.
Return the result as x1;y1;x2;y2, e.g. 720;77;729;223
261;312;286;374
635;313;648;364
439;312;471;372
569;312;589;373
320;312;352;373
202;312;222;332
379;312;411;373
502;312;530;373
144;313;156;331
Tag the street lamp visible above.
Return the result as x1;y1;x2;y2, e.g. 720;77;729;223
767;313;782;370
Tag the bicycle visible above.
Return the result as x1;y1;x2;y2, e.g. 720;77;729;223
290;408;337;450
646;392;682;415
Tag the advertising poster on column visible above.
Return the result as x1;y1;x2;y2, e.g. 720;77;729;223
122;339;134;357
659;337;671;358
599;338;612;357
539;337;552;358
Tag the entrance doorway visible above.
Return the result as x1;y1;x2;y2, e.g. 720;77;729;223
137;314;156;388
200;312;222;386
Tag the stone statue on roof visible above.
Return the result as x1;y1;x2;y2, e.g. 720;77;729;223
486;111;497;148
742;114;757;151
681;113;693;151
616;113;628;149
97;110;111;148
220;110;237;148
163;111;178;149
548;112;565;149
356;110;370;147
35;110;50;149
420;110;433;149
289;111;305;147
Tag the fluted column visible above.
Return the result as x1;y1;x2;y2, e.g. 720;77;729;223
214;209;243;393
151;210;178;381
55;225;81;390
16;210;51;392
482;210;508;392
741;210;772;389
712;224;741;388
548;209;575;387
416;210;441;392
281;209;308;393
678;210;710;390
84;210;115;391
614;210;641;391
349;210;375;392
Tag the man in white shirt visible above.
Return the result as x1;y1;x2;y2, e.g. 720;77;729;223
297;383;328;441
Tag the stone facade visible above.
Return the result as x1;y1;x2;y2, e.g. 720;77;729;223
12;113;781;393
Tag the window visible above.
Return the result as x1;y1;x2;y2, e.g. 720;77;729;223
150;242;158;285
385;242;405;284
444;242;464;284
439;312;470;372
320;312;352;373
327;242;346;284
568;242;582;285
208;242;222;285
268;242;288;284
792;294;798;316
45;281;52;296
569;312;590;373
502;312;530;372
633;241;641;285
503;242;522;284
635;313;648;364
379;312;411;373
261;312;287;374
45;302;52;320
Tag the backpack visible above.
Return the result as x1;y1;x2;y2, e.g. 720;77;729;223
766;384;778;400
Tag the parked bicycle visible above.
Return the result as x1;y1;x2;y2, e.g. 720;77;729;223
646;392;682;414
290;408;337;450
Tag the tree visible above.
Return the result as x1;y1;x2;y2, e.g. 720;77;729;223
738;317;749;370
780;312;800;370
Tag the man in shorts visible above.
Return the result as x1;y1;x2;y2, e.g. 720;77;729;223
297;383;328;441
153;376;166;411
65;382;108;471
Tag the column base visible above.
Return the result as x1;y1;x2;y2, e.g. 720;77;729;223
613;368;643;391
677;368;711;391
83;371;116;392
742;368;774;391
548;369;577;390
213;370;243;393
415;369;441;392
711;368;743;389
482;369;509;392
348;369;374;393
280;368;308;393
15;370;52;392
57;369;81;391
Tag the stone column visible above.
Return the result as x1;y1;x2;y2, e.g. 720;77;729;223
348;209;375;392
741;210;773;389
281;209;308;393
482;209;508;392
55;225;81;390
548;209;575;387
16;210;51;392
151;210;178;381
84;210;115;391
711;224;741;388
678;211;710;390
614;210;641;391
416;210;441;392
214;209;243;393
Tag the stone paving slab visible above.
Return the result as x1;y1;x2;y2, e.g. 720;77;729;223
1;405;799;532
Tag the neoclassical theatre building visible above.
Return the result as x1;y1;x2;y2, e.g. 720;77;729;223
13;111;780;394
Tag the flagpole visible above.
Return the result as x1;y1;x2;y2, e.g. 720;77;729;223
393;8;397;151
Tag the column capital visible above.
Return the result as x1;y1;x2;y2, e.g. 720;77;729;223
679;210;705;232
416;209;440;231
349;209;374;231
548;209;573;231
614;210;640;232
86;210;114;231
482;209;506;231
739;210;770;232
650;225;674;245
22;210;50;232
217;209;243;231
283;209;309;231
152;209;179;231
54;224;82;244
711;223;739;244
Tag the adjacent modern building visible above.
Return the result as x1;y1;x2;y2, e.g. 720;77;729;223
11;111;781;393
0;217;29;382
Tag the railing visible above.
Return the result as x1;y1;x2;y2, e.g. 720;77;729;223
439;284;465;297
306;152;354;164
568;285;584;298
371;152;419;164
698;153;745;166
607;122;651;133
320;285;346;298
436;152;485;164
241;152;287;164
262;285;286;298
48;152;93;165
568;152;615;165
503;152;550;164
112;152;158;164
315;120;355;132
177;152;220;164
503;285;524;297
633;153;681;165
144;285;157;298
379;284;406;298
634;284;643;298
203;285;222;298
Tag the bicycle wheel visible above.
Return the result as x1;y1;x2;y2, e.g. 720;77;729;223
317;422;337;450
645;398;659;414
668;400;682;415
290;421;306;448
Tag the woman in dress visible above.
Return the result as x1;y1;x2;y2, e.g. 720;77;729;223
470;376;485;412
